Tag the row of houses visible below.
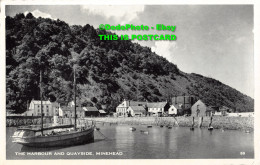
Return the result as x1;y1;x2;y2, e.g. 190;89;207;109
116;99;170;117
23;96;233;118
116;97;233;117
23;99;107;117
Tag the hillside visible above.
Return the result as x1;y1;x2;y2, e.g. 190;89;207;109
6;13;254;113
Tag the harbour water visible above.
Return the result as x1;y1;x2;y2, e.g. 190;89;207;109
6;124;254;159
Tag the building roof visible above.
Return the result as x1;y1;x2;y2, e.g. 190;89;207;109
128;106;146;112
83;107;99;112
128;101;147;106
147;102;167;108
60;106;84;112
117;100;147;108
169;104;178;110
99;110;107;114
192;100;206;107
31;100;52;105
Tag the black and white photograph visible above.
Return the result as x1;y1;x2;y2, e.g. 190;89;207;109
1;0;259;163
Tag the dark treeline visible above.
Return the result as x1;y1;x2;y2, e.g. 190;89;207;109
6;13;254;113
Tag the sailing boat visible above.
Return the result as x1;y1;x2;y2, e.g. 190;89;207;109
12;68;95;147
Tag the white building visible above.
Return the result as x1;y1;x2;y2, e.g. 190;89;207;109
24;99;60;116
168;105;179;115
59;106;85;118
147;102;168;116
126;106;146;117
116;99;147;117
191;100;213;117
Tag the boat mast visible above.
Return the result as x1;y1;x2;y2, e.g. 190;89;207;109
74;67;77;130
40;69;43;136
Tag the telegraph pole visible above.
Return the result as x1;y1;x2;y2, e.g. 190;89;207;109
74;67;77;130
40;69;43;136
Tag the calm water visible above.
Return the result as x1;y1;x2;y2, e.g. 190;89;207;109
6;124;254;159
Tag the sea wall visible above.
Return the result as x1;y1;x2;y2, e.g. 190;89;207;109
85;116;254;131
6;116;254;131
6;116;53;127
6;116;93;127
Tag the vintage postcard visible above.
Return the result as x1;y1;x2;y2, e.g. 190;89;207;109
1;0;259;164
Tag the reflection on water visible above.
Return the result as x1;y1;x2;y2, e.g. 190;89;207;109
6;124;254;159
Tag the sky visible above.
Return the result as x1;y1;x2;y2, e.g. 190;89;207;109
5;5;254;98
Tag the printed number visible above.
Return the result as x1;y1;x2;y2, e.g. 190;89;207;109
240;152;245;155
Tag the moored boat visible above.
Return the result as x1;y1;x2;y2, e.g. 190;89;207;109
140;130;149;134
12;125;94;147
129;127;136;131
12;66;95;147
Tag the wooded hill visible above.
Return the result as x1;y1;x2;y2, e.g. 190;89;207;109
6;13;254;113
